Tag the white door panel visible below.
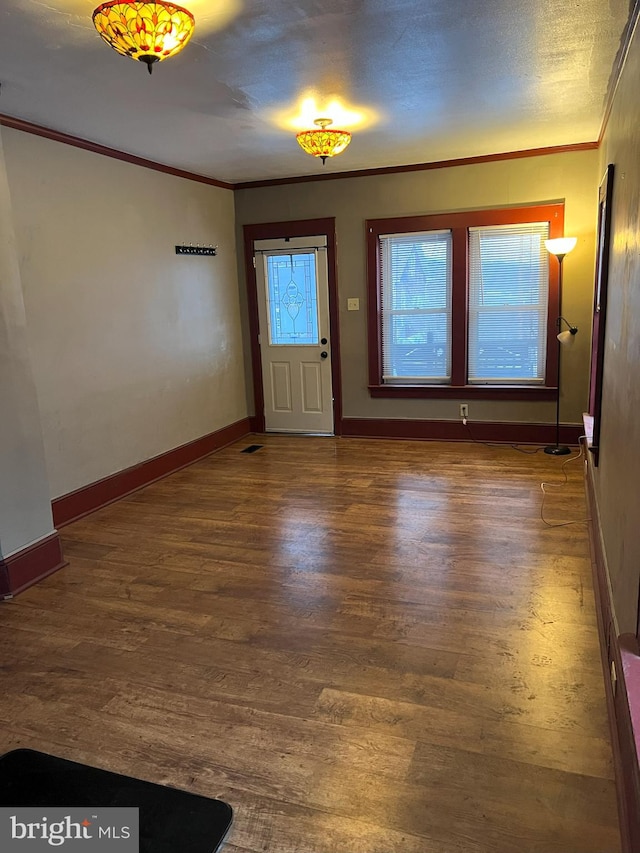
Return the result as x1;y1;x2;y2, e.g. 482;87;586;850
255;237;333;434
300;362;323;413
270;362;292;412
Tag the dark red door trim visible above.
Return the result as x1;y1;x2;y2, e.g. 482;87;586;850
242;218;342;435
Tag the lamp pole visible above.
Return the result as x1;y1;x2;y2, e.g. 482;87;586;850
545;279;570;455
544;237;578;456
543;235;577;455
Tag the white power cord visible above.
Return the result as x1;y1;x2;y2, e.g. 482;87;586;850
540;438;591;527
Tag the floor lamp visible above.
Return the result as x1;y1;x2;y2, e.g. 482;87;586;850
544;237;578;455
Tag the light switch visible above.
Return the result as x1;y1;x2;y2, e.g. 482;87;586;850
347;298;360;311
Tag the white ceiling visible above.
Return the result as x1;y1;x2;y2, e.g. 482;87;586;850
0;0;632;184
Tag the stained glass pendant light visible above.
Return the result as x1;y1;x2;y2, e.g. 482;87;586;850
92;1;195;74
296;118;352;164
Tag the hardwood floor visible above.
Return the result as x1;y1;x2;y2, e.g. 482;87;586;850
0;435;620;852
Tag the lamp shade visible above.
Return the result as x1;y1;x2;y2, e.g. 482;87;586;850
296;118;352;164
557;329;577;346
545;237;577;258
92;1;195;73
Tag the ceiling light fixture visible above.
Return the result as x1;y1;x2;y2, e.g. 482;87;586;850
296;118;352;165
92;1;195;74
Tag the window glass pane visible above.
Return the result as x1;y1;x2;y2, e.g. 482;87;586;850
468;223;549;383
380;231;452;383
265;252;319;345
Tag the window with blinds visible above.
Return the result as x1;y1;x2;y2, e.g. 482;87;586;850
380;230;452;383
468;222;550;384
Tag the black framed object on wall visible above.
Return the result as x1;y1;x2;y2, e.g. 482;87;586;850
588;163;614;466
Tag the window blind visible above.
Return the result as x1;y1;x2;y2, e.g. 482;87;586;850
379;230;452;383
468;223;549;384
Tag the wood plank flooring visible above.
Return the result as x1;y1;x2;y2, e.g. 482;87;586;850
0;435;620;852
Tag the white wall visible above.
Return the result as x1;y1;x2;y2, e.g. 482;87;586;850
3;129;248;499
0;128;54;556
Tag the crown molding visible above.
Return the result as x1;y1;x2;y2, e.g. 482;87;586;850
235;142;599;190
0;112;234;191
0;112;598;191
599;0;640;143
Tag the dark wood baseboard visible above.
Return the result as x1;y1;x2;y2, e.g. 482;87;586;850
341;417;583;445
584;443;640;853
52;418;252;528
0;533;67;600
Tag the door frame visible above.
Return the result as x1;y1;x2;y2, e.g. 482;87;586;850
243;218;343;435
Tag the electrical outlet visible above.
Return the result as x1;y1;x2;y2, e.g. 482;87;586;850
460;404;469;419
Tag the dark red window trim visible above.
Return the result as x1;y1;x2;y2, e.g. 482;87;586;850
366;203;565;400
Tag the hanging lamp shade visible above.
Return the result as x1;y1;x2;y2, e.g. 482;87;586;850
92;1;195;74
296;118;352;164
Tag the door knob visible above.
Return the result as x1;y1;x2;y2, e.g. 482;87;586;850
320;351;328;359
321;337;328;345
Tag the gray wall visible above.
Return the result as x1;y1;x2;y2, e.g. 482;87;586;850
3;129;248;500
0;128;54;558
596;19;640;635
235;150;599;426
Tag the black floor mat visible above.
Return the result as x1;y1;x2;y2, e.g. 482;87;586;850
0;749;232;853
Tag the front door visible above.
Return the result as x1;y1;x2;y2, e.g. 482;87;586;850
255;236;333;434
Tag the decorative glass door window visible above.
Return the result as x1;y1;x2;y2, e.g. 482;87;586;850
265;252;319;345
